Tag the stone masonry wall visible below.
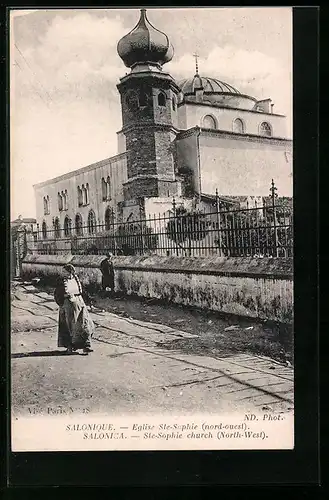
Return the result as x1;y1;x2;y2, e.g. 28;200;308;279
21;254;293;324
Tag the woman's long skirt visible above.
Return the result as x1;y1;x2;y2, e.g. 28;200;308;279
57;296;94;349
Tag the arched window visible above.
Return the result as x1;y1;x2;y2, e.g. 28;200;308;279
64;216;72;237
63;190;68;210
42;221;47;239
139;90;149;107
46;195;50;214
158;92;166;107
126;91;139;111
81;184;89;206
58;192;63;211
87;210;96;235
106;176;111;201
172;97;176;111
54;217;61;239
259;122;272;137
77;186;83;207
43;197;47;215
105;207;114;231
75;213;83;236
202;115;217;129
101;178;107;201
233;118;245;134
85;183;89;205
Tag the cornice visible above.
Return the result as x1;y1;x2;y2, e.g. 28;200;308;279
117;71;181;93
178;100;286;118
33;152;128;189
176;126;292;145
122;122;179;135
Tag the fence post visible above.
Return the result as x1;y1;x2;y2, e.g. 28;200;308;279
270;179;278;257
172;197;179;257
215;189;222;257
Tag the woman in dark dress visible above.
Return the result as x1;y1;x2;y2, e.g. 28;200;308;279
54;264;95;354
100;253;115;297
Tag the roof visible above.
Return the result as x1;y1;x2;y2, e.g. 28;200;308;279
179;75;241;95
117;9;174;69
11;218;36;225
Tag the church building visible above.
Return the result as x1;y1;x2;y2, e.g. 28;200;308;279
34;9;292;240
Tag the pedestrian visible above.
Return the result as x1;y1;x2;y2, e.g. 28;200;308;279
100;252;115;297
54;264;94;355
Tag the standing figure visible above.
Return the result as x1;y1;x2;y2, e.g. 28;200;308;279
54;264;94;354
100;253;115;297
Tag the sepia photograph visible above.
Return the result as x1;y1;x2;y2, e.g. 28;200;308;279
10;7;294;452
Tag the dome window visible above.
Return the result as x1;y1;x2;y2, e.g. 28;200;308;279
259;122;272;137
158;92;166;107
202;114;217;130
233;118;245;134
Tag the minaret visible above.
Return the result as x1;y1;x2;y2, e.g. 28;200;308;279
117;9;181;201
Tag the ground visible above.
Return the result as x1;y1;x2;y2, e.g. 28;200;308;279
11;280;294;417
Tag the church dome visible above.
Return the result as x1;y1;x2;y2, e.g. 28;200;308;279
178;73;257;110
117;9;174;69
179;75;241;95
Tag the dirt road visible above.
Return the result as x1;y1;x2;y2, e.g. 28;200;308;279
11;281;294;417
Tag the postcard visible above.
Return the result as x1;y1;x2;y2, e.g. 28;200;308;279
10;7;294;453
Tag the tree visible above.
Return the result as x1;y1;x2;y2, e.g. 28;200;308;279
166;206;209;255
115;222;158;255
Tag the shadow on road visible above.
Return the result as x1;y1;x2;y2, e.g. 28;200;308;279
12;350;79;359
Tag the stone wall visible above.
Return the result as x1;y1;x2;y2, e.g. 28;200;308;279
21;254;293;324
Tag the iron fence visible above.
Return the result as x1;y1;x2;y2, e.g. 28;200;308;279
22;202;293;258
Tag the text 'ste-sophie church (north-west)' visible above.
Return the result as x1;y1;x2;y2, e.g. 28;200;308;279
34;9;292;237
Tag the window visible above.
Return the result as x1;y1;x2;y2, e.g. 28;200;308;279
172;97;176;111
101;178;107;201
75;213;83;236
43;196;50;215
42;221;47;239
158;92;166;107
64;216;72;237
87;210;96;235
139;90;149;107
85;183;89;205
63;190;68;210
81;184;89;206
105;207;114;231
58;192;63;211
102;176;111;201
106;176;111;200
259;122;272;137
77;186;83;207
202;115;217;129
54;217;61;238
233;118;245;134
126;91;138;111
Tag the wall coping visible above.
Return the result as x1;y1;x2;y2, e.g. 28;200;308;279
23;254;293;280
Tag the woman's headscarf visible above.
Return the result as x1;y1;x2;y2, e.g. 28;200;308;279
63;264;76;275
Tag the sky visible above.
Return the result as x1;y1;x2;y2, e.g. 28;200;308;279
10;7;292;219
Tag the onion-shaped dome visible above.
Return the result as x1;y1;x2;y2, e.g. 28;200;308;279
179;75;241;95
117;9;174;69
